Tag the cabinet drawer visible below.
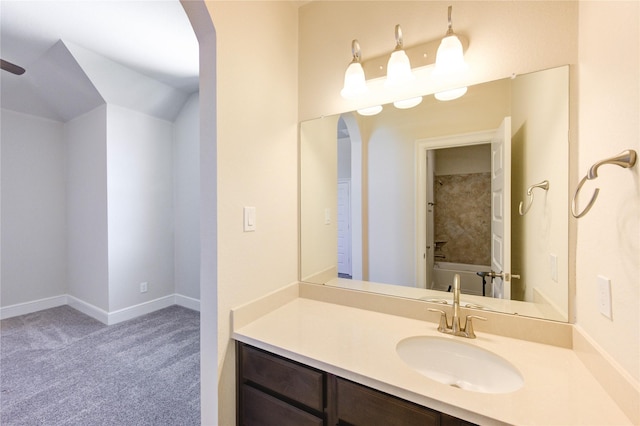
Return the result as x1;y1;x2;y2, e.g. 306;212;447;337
240;344;324;412
241;385;324;426
335;377;440;426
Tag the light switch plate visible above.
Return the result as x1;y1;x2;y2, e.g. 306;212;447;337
597;275;612;320
243;206;256;232
324;208;331;225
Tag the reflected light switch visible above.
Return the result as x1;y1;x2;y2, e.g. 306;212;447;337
324;208;331;225
244;206;256;232
549;254;558;282
597;275;612;320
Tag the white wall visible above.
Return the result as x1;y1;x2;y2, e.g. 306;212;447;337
65;106;110;311
435;145;491;176
576;0;639;384
2;95;201;317
1;110;67;306
106;104;175;312
173;92;200;300
180;1;217;423
337;136;352;180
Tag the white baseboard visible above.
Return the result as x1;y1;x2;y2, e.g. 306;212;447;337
0;295;67;320
1;293;200;325
67;295;110;324
175;293;200;311
107;295;175;325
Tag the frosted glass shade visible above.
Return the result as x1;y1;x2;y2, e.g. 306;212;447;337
394;97;423;109
433;34;468;76
385;50;414;86
435;86;468;101
357;105;383;116
341;62;368;99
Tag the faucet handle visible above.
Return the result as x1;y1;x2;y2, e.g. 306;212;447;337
464;315;487;339
427;308;449;332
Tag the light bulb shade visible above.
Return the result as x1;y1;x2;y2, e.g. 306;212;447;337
341;62;368;99
385;49;414;86
434;86;468;101
433;34;468;76
357;105;383;116
393;96;423;109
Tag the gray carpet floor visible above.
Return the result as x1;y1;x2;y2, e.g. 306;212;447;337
0;305;200;425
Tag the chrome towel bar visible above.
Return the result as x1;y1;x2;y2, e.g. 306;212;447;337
571;149;637;218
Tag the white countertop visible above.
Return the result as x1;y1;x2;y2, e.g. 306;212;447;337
233;297;631;425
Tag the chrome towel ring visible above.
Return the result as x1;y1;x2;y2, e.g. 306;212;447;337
571;149;637;218
519;180;550;215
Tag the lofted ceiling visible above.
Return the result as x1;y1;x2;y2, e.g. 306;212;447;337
0;0;199;121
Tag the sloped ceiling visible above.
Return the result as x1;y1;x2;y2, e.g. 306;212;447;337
0;1;198;122
65;40;189;121
23;40;105;122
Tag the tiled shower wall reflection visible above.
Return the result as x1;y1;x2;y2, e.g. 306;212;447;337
434;173;491;266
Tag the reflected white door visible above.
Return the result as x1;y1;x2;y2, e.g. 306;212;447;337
490;117;512;299
337;180;352;276
425;150;435;288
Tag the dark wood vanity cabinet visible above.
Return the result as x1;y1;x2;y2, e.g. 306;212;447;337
237;342;476;426
238;343;325;426
330;375;440;425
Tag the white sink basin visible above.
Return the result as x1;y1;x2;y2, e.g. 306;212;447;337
396;336;524;393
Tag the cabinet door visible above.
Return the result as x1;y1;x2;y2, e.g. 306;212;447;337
241;385;324;426
240;344;324;412
334;377;440;426
441;413;477;426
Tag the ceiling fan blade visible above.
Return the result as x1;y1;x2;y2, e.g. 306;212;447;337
1;59;26;75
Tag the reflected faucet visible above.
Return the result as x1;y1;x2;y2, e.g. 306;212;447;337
452;273;462;333
428;273;487;339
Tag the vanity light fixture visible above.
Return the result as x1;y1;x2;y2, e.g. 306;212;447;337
433;5;468;101
393;96;423;109
340;6;469;107
434;86;468;101
340;40;368;99
357;105;383;116
385;25;415;87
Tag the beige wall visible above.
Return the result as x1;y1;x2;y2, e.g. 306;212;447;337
511;66;569;317
201;1;300;424
300;116;339;282
576;1;639;383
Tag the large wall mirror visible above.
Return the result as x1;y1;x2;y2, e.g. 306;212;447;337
300;65;569;322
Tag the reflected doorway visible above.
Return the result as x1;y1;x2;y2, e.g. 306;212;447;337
425;144;492;296
336;115;364;280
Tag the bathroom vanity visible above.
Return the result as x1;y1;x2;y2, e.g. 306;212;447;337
237;342;473;426
232;284;632;425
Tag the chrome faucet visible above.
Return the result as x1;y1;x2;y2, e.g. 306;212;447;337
428;274;487;338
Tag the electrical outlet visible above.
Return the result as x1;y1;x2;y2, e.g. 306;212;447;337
597;275;612;320
140;282;148;293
